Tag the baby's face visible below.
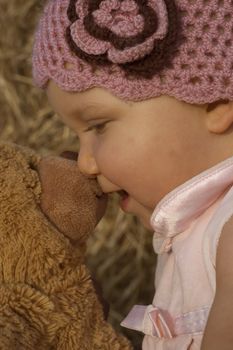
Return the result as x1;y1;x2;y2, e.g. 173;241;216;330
47;81;208;230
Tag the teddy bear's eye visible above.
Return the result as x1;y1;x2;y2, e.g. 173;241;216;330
29;161;37;171
59;262;65;269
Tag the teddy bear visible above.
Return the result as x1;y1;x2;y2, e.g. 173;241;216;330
0;141;133;350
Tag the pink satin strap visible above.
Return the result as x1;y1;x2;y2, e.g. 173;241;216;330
121;305;210;338
149;307;174;338
121;305;174;338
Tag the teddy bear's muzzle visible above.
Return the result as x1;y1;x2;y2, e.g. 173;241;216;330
38;154;108;243
96;192;108;223
60;150;108;224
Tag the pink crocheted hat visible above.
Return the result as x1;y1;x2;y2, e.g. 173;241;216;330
32;0;233;104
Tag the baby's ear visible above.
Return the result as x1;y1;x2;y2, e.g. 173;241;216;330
205;100;233;134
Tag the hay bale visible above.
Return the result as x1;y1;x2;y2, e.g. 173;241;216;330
0;1;156;347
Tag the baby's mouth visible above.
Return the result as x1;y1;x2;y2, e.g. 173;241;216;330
118;190;129;199
117;190;130;211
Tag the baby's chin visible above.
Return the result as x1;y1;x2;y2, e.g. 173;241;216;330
128;199;154;231
138;215;154;231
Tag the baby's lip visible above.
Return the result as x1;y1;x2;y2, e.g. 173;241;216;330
102;189;128;196
87;177;104;198
117;190;128;198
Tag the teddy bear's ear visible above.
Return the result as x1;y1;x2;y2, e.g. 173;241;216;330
60;151;78;161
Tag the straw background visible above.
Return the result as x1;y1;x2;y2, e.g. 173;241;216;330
0;1;156;348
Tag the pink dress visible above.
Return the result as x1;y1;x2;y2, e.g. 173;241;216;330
121;156;233;349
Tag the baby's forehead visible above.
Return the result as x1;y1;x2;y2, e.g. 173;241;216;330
46;80;134;118
46;80;133;108
47;80;211;125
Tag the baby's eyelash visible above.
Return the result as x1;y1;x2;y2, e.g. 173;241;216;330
84;121;110;133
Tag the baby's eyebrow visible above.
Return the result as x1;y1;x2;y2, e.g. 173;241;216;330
68;99;132;120
82;104;103;116
70;104;112;119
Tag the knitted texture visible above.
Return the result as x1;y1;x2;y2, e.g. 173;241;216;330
32;0;233;104
0;142;132;349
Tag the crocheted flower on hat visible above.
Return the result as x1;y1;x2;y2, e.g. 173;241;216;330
66;0;169;64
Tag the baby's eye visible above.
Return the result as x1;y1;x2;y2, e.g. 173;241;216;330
94;122;107;133
85;121;110;134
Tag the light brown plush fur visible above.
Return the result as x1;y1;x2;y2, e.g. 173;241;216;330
0;142;132;350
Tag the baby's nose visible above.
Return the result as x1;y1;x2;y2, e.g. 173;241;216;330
77;150;99;177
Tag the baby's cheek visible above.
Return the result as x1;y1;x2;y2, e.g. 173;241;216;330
95;144;124;173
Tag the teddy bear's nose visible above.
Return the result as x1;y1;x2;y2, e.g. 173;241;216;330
60;150;78;161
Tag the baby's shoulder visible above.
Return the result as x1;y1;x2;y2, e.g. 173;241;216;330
216;215;233;286
201;215;233;347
